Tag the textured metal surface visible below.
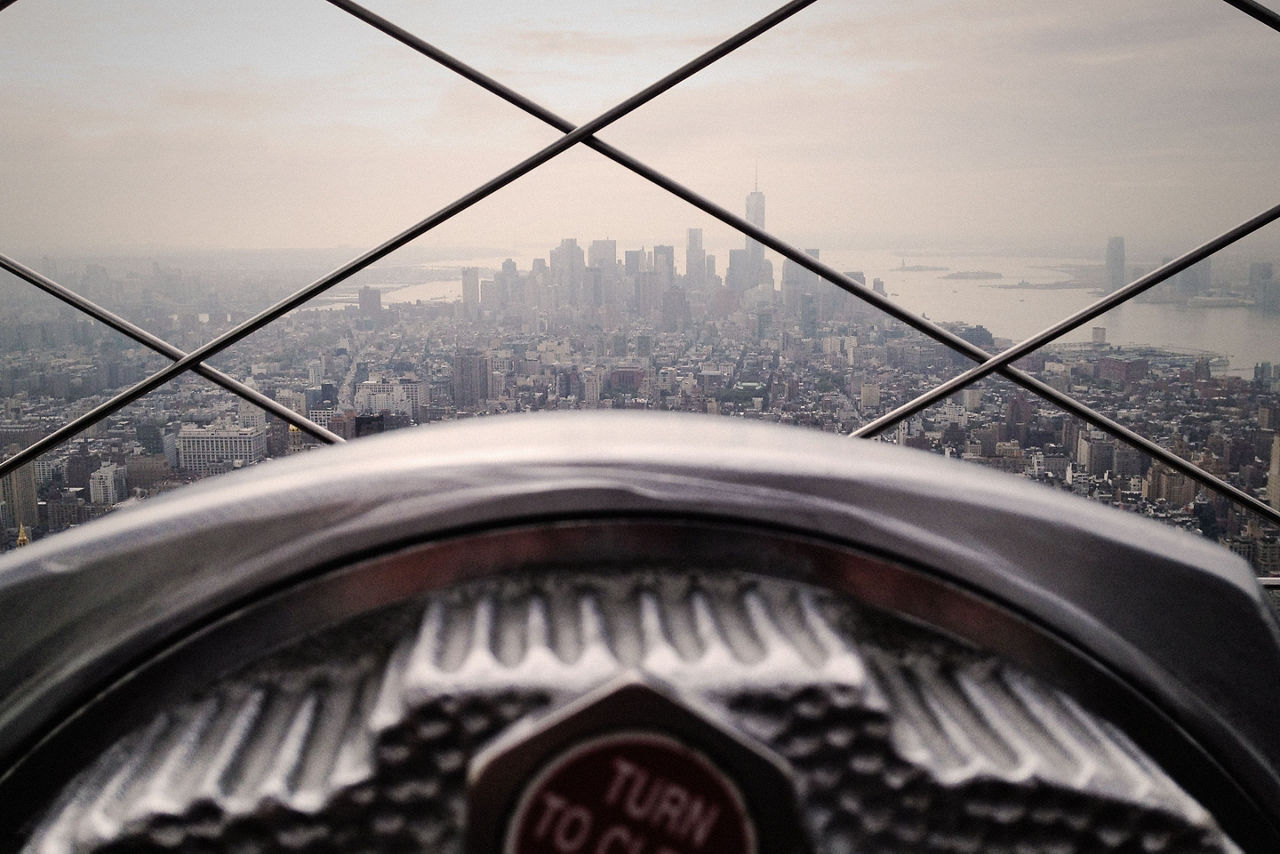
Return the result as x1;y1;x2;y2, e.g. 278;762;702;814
25;571;1238;853
2;415;1276;847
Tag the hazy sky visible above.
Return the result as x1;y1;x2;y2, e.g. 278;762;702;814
1;0;1278;264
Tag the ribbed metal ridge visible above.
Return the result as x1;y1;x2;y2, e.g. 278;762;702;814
26;572;1238;853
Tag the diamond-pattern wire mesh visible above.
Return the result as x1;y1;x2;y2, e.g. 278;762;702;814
1;0;1279;533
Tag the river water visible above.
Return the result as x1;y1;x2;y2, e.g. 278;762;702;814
821;250;1280;375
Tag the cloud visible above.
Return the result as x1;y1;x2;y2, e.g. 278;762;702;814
587;0;1280;253
0;0;1275;257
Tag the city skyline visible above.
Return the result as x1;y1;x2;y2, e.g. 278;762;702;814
6;221;1280;571
6;196;1279;367
1;0;1279;576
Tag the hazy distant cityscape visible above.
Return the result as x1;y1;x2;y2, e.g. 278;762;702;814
2;186;1280;573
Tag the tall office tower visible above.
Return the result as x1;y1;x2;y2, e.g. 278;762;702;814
358;286;382;316
582;369;601;406
304;386;325;411
860;383;881;411
495;258;520;307
238;379;266;429
550;239;586;306
1272;433;1280;512
755;308;774;341
587;242;619;309
623;249;645;277
726;248;751;292
588;239;617;272
652;245;676;289
746;189;765;260
461;267;480;312
1106;237;1126;292
0;454;38;532
685;228;706;290
1176;257;1212;297
782;249;820;317
661;286;690;332
800;292;818;337
89;463;126;506
745;188;767;287
453;350;490;410
1251;262;1278;312
633;272;660;318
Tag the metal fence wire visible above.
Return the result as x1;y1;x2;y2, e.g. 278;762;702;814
1;0;1279;533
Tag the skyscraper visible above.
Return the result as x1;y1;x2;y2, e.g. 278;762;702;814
358;286;382;316
1251;262;1277;312
727;184;773;292
496;258;520;307
745;188;766;276
623;249;645;277
685;228;705;290
747;192;762;258
782;249;820;318
652;245;675;289
549;239;585;306
89;463;126;506
1176;258;1212;297
0;455;38;533
461;268;480;309
726;248;751;293
587;240;617;272
1271;433;1280;512
453;350;489;410
1106;237;1125;292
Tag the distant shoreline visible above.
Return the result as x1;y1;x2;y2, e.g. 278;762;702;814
983;279;1094;290
981;262;1103;290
